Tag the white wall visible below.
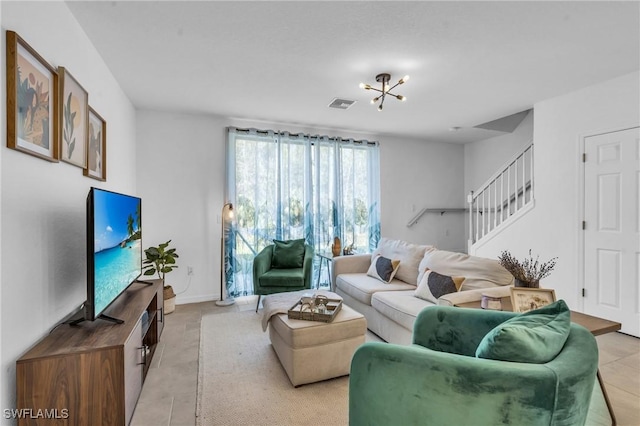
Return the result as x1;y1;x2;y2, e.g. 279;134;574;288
136;111;226;304
473;71;640;309
136;111;466;303
380;135;465;250
1;2;137;415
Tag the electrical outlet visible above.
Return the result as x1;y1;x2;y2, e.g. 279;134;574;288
187;266;194;276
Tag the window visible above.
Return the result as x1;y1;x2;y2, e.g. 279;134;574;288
224;128;381;297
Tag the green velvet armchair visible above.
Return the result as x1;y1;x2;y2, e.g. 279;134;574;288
253;240;314;311
349;306;599;426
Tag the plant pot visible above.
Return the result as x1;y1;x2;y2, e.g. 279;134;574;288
514;279;540;288
163;285;176;314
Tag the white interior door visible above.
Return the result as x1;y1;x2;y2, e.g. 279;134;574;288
584;126;639;337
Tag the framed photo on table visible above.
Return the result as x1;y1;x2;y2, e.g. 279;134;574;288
6;31;59;162
59;67;88;168
83;107;107;181
510;287;556;313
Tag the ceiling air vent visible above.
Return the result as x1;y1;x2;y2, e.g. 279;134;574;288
328;98;356;110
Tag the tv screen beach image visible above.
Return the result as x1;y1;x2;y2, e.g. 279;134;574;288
93;190;141;315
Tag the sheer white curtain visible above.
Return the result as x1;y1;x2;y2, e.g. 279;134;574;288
225;127;380;297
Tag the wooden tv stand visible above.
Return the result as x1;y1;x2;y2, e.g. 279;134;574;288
16;279;164;426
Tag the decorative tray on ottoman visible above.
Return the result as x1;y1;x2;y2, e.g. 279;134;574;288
288;295;343;323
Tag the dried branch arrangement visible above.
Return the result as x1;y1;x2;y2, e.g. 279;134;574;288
498;249;557;283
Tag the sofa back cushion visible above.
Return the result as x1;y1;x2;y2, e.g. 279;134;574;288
372;238;435;285
418;250;513;290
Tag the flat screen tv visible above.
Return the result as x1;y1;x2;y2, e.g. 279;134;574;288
85;187;142;323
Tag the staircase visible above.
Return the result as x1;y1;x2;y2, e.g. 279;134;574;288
468;142;534;251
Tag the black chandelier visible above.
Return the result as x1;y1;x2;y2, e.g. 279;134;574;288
359;73;409;111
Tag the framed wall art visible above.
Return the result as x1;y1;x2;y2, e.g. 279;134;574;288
59;66;89;168
510;287;557;313
6;30;59;161
83;107;107;181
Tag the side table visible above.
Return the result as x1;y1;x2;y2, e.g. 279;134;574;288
456;297;621;426
315;252;334;290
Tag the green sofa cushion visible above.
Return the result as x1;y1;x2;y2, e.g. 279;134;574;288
271;239;305;269
259;268;305;287
476;299;571;364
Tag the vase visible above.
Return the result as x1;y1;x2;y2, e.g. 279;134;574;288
514;278;540;288
331;237;341;257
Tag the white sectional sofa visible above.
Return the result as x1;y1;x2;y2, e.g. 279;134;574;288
332;238;514;344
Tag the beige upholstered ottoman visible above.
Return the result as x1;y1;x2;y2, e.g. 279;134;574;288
268;301;367;386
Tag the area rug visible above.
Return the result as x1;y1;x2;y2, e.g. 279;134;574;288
196;310;349;425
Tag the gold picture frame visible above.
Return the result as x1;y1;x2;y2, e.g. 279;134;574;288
59;66;89;168
84;107;107;181
6;31;59;162
510;287;557;313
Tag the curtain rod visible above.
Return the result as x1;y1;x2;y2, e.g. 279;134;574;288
228;127;378;146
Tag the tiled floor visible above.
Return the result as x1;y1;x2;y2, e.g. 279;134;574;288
592;332;640;425
131;297;253;426
132;296;640;426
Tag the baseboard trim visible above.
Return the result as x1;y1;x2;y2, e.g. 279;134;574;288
175;294;217;305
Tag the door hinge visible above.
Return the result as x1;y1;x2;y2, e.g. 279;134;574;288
582;153;587;162
582;220;586;230
582;288;586;297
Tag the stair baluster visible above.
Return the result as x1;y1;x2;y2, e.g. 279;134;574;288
468;142;534;251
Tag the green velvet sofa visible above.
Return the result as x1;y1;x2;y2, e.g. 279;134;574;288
349;306;599;426
253;242;314;311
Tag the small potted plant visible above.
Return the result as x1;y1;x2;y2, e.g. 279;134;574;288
143;240;179;314
498;249;557;288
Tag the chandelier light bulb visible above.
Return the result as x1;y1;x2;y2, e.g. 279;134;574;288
377;104;383;111
397;95;406;101
400;75;410;84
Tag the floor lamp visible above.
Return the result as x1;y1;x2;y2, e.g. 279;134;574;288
216;202;235;306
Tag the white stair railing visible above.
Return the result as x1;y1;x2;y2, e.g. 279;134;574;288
468;142;534;249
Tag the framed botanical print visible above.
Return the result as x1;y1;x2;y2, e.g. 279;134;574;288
84;107;107;181
59;67;89;168
510;287;557;313
6;31;59;161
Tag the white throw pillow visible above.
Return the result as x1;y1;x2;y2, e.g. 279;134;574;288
367;255;401;283
372;237;435;285
415;269;465;303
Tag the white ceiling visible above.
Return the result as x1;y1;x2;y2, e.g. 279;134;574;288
66;1;639;143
